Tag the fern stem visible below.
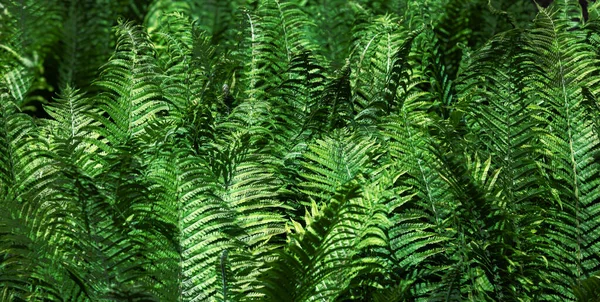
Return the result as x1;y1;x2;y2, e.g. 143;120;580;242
221;249;229;302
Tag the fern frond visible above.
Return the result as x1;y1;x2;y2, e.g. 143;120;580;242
271;50;326;150
259;0;319;62
454;25;551;299
0;89;93;301
0;46;50;111
379;89;457;300
299;130;377;203
0;91;50;198
573;272;600;301
41;86;104;176
351;18;424;121
93;20;166;143
259;185;374;301
149;12;195;110
524;6;600;299
57;0;115;89
303;0;360;66
143;127;289;301
0;194;83;301
144;148;236;301
209;132;290;299
0;0;62;55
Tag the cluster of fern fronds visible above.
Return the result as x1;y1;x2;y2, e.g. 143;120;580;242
2;0;600;301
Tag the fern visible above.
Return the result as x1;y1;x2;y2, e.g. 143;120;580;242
92;21;166;143
454;26;550;300
3;0;600;301
378;70;456;300
519;5;600;300
350;17;424;122
58;0;115;89
259;185;371;301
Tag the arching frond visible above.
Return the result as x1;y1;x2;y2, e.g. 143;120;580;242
298;130;377;203
259;186;372;301
529;12;600;301
92;21;166;144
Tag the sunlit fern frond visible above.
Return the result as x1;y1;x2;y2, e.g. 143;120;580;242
41;86;105;176
259;0;320;63
0;45;51;112
92;20;167;144
144;147;237;301
259;185;382;301
428;139;514;300
0;0;63;112
298;129;377;204
0;190;93;301
0;84;91;301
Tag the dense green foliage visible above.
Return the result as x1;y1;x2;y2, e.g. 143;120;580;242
2;0;600;301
